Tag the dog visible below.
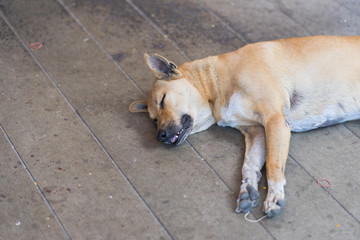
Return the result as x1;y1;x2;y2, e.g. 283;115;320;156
129;36;360;217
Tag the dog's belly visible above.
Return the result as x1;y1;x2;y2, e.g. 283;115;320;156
217;93;360;132
288;77;360;132
290;107;360;132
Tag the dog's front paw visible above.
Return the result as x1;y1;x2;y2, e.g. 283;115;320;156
263;180;286;217
235;184;259;213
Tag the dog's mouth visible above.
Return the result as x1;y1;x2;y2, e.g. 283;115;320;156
168;126;190;145
163;114;193;145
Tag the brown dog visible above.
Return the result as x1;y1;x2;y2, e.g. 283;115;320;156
129;36;360;217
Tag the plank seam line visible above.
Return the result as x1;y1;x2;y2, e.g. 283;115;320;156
125;0;191;61
266;1;312;35
186;140;277;240
185;140;235;197
343;123;360;139
334;0;360;18
75;112;175;240
0;123;72;240
289;154;359;224
0;8;174;240
56;0;146;96
199;3;249;44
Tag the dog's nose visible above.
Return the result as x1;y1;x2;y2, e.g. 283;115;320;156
157;129;167;142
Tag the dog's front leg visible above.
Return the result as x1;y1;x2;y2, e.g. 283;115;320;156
235;126;266;213
263;114;291;217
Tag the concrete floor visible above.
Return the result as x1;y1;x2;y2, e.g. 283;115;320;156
0;0;359;239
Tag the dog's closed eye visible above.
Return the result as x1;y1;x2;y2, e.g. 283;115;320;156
160;94;166;109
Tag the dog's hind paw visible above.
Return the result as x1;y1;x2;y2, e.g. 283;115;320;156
235;185;259;213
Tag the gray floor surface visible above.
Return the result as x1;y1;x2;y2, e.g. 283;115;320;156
0;0;359;239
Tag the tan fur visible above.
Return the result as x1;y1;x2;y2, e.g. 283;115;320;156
130;36;360;216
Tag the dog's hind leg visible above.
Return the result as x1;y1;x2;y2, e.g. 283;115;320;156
235;126;266;213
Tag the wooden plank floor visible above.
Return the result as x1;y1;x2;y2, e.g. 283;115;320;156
0;0;359;239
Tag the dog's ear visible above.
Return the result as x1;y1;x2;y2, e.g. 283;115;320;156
144;53;182;79
129;100;148;113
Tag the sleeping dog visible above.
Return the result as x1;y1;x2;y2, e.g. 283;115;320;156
129;36;360;217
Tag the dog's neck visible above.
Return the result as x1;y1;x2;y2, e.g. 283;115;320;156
180;57;221;99
179;56;228;122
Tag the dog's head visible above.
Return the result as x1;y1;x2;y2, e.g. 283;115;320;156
129;54;213;145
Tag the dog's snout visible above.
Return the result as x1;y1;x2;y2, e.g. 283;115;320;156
157;129;167;142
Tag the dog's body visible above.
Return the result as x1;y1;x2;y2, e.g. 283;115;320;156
130;36;360;217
